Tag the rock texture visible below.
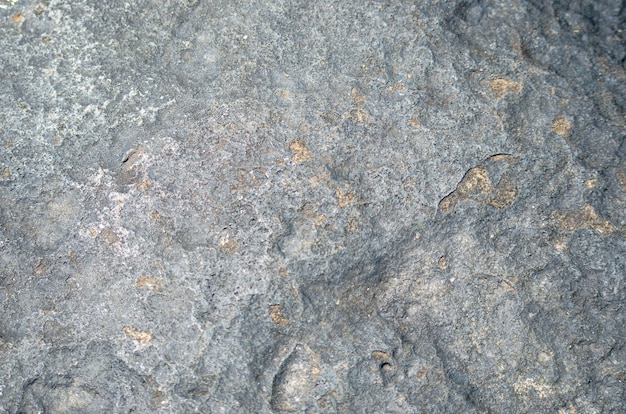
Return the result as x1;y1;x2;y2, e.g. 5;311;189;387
1;0;625;412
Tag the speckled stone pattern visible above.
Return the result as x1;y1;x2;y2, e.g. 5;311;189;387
0;0;624;412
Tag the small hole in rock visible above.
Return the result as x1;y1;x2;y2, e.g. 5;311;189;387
380;362;393;372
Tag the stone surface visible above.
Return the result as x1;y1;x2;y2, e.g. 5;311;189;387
0;0;625;412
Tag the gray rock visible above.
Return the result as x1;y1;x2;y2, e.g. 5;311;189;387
1;0;624;412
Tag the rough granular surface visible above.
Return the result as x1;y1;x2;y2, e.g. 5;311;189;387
1;0;625;412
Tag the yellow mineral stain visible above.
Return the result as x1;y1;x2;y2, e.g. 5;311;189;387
616;170;626;187
350;88;366;106
289;138;312;162
11;11;24;23
347;108;369;123
123;326;152;345
552;204;614;235
552;115;571;137
268;304;289;326
584;178;597;188
135;274;160;290
439;166;491;212
371;350;390;361
486;177;519;209
335;187;356;208
135;178;152;191
490;77;522;98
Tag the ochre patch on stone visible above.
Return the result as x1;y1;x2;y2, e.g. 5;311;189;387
552;204;614;235
11;12;24;23
123;326;152;345
347;108;369;123
407;118;421;128
487;177;519;209
345;215;358;233
488;154;515;163
289;139;312;162
585;178;597;188
552;116;571;137
136;274;160;290
490;77;522;98
307;171;330;186
149;210;162;222
440;156;519;212
457;166;491;193
371;350;390;361
386;82;406;91
336;187;356;208
617;170;626;187
350;88;366;106
346;88;369;123
136;178;152;191
269;304;289;326
439;166;491;212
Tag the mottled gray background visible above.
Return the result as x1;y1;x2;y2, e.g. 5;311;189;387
1;0;625;412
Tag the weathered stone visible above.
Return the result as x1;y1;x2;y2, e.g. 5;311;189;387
0;0;624;412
